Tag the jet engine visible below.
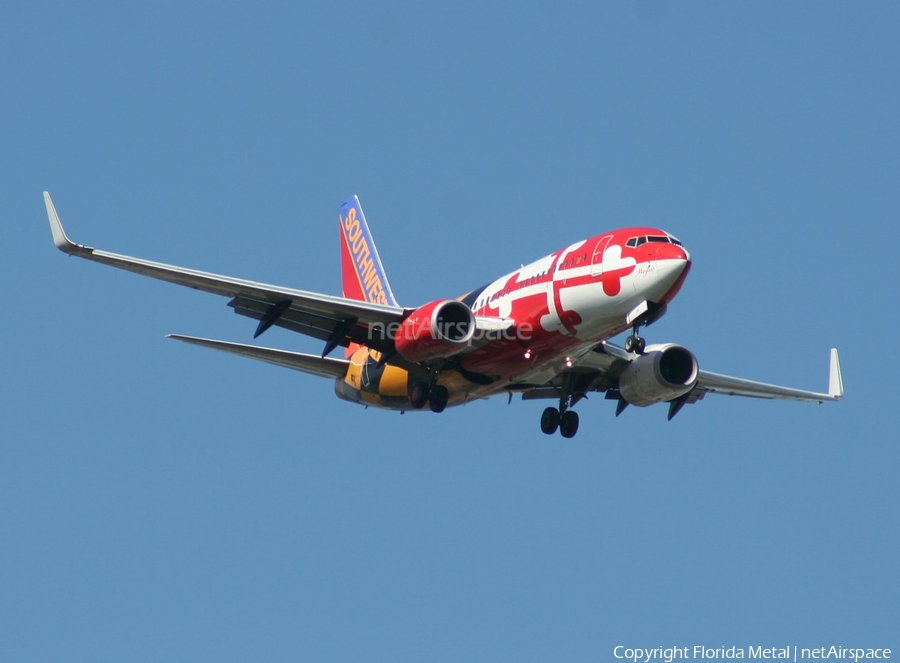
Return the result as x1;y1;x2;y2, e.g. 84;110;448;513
618;343;699;406
394;299;476;362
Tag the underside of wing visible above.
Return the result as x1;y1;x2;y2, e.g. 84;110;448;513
695;348;843;403
515;342;628;403
516;341;842;421
45;192;408;360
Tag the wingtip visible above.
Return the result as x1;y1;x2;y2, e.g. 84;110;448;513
828;348;844;399
43;191;86;253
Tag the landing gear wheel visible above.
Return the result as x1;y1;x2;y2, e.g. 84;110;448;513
409;381;430;409
625;335;645;354
559;410;580;438
429;385;449;413
540;407;560;435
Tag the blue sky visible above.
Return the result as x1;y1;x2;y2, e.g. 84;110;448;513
2;2;898;661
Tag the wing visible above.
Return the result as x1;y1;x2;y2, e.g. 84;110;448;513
694;347;843;402
167;335;351;378
44;192;407;358
518;341;842;417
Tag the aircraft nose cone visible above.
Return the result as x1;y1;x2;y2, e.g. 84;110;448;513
661;242;690;264
655;244;691;303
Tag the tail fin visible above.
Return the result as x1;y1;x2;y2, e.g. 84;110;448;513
339;196;399;308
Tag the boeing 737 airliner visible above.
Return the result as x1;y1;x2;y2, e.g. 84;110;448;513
44;193;842;437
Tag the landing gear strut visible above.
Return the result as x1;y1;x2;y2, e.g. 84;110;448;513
540;395;580;438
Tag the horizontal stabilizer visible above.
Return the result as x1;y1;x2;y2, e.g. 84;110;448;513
167;334;350;379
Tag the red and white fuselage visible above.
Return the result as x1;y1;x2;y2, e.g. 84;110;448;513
460;228;691;386
337;222;691;409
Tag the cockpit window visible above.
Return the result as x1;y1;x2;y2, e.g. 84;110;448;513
628;234;683;248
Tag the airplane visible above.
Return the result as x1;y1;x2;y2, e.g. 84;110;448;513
43;192;843;437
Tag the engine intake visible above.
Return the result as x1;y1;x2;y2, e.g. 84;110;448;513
394;299;476;362
618;344;699;407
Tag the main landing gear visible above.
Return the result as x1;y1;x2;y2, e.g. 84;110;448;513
540;396;580;438
409;380;449;413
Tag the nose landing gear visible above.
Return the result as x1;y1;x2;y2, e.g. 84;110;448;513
624;300;667;354
624;327;646;354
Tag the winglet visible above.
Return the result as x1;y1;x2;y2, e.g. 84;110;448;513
43;191;89;253
828;348;844;399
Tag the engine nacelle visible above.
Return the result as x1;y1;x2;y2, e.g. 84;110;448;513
618;343;699;407
394;299;476;362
